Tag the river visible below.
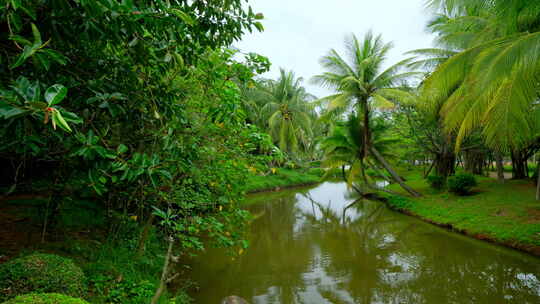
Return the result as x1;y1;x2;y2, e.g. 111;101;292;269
188;181;540;303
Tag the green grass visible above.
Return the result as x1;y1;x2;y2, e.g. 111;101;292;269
244;168;324;193
385;171;540;247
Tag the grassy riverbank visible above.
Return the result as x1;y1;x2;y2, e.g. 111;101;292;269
244;168;327;193
384;171;540;255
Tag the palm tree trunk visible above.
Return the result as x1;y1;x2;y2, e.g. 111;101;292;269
369;147;421;197
495;152;505;182
361;162;401;196
361;98;371;159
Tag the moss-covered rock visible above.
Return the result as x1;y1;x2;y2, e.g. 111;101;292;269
1;293;89;304
0;253;86;301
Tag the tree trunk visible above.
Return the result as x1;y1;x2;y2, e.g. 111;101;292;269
361;99;371;159
370;147;421;197
464;150;485;175
151;236;175;304
495;152;505;182
511;149;528;179
434;151;455;178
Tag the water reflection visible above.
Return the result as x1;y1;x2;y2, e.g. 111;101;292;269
188;182;540;303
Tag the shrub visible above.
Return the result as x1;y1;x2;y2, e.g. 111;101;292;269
427;175;446;190
1;293;89;304
447;173;477;195
0;253;86;301
106;279;155;304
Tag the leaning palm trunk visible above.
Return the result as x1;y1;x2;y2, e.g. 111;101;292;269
369;147;422;197
362;100;421;197
360;161;401;196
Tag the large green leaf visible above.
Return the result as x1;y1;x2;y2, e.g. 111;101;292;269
45;84;67;106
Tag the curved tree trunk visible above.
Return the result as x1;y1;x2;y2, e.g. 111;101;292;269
370;147;421;197
359;96;420;197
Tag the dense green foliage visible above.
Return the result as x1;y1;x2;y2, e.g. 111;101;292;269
1;0;540;302
0;254;86;301
2;293;89;304
0;0;273;302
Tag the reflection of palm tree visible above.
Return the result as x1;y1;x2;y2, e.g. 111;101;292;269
300;196;399;303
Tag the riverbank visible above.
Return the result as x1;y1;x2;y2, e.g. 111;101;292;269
384;172;540;256
244;168;326;193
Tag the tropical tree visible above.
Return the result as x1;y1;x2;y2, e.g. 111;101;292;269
313;31;421;196
321;114;398;195
245;69;316;155
422;0;540;151
422;0;540;197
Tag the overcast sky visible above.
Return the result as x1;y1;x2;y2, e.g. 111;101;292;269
235;0;435;98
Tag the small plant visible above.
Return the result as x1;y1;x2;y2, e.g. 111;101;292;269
0;253;87;301
447;173;477;195
427;175;446;190
1;293;89;304
106;279;155;304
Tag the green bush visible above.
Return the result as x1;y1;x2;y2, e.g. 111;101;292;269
1;293;89;304
0;254;86;301
427;175;446;190
447;173;477;195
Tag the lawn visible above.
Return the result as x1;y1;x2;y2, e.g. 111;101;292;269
385;171;540;250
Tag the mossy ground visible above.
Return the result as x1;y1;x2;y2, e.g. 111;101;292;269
2;293;89;304
0;253;86;301
385;170;540;253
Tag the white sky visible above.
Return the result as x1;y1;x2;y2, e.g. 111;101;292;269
235;0;435;98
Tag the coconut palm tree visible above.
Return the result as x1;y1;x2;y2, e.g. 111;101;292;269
313;31;421;196
243;69;316;155
422;0;540;150
422;0;540;197
321;113;399;195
